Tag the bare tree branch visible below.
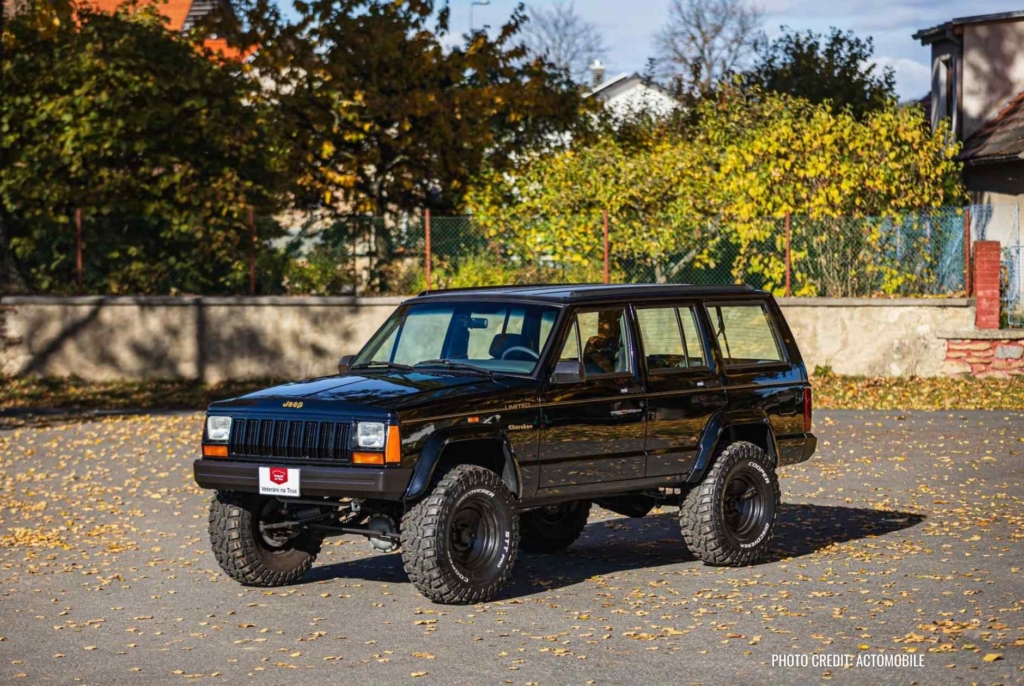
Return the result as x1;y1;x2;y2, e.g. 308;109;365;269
655;0;761;93
523;0;608;85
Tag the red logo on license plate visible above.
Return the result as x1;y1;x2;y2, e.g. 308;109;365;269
269;468;289;485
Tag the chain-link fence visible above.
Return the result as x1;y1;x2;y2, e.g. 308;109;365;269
1005;245;1024;328
0;205;1011;301
424;208;978;298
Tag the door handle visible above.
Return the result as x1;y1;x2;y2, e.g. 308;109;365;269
610;408;643;416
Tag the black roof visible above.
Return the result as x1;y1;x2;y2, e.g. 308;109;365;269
913;10;1024;44
413;283;762;304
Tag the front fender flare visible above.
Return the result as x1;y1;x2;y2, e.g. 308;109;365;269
402;427;522;501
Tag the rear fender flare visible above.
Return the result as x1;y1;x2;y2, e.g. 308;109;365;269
403;427;521;501
687;412;779;484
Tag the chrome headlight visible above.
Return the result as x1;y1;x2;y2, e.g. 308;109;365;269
206;416;232;442
356;422;386;449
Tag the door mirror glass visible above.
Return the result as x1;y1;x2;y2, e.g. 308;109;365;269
551;360;584;385
338;354;355;374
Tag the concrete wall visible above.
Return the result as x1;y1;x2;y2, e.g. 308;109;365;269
1;296;979;381
777;298;974;377
0;296;403;383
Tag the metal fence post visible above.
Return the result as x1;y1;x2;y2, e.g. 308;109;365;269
964;207;972;296
784;211;792;297
602;210;610;284
75;208;83;295
248;207;256;296
424;209;432;292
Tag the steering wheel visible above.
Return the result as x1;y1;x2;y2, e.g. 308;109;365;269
501;346;539;361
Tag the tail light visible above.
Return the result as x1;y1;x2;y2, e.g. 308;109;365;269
803;387;813;433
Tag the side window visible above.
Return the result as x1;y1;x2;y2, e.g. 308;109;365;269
539;310;558;354
558;320;580;362
637;307;684;369
708;303;784;366
678;307;707;367
637;305;707;371
577;309;630;375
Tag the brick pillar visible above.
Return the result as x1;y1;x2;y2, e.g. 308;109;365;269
974;241;1001;329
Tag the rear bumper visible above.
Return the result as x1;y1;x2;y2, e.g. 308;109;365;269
193;459;413;501
777;433;817;467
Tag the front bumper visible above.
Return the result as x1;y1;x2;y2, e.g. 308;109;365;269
777;432;817;467
193;459;414;501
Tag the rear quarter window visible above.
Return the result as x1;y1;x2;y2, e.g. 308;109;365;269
707;303;785;367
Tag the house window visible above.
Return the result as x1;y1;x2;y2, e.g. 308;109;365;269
939;55;954;123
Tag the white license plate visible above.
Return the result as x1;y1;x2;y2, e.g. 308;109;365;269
258;467;300;497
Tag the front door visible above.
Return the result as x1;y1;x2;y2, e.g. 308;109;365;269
538;306;646;491
634;303;727;477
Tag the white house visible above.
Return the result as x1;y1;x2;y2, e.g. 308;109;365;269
585;60;680;119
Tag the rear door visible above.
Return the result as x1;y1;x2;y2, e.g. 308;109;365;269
635;302;727;477
538;306;646;489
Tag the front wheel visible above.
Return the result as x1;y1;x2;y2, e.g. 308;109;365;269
680;441;779;566
209;492;322;586
401;465;520;604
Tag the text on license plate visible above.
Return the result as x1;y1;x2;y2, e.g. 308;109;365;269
258;467;300;497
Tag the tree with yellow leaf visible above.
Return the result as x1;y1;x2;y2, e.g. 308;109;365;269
467;85;964;295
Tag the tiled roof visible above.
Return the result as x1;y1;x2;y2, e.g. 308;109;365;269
82;0;250;60
960;90;1024;163
85;0;194;31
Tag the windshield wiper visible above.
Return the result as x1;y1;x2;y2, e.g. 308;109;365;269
413;359;494;378
350;361;414;373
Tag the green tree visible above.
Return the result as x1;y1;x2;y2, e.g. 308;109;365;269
221;0;587;290
1;1;289;294
745;27;896;118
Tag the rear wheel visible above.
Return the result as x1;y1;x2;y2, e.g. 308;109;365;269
401;465;519;604
209;492;322;586
680;441;779;566
519;500;591;553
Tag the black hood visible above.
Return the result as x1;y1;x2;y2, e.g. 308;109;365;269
209;370;530;418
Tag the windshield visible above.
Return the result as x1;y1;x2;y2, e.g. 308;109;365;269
353;301;561;375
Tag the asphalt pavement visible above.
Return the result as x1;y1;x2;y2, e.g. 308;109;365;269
0;410;1021;685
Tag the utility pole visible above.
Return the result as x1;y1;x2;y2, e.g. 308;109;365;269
469;0;490;32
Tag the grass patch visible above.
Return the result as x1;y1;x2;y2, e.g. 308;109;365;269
812;373;1024;410
2;373;1024;414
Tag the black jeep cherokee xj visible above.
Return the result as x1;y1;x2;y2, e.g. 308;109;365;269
194;284;816;604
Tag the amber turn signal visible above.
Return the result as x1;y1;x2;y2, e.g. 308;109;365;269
202;444;228;458
352;451;385;465
385;425;401;463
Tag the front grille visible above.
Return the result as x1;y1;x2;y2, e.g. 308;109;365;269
228;417;350;464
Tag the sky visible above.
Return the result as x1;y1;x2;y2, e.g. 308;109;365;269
458;0;1024;100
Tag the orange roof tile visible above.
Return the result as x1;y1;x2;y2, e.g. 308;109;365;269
84;0;193;31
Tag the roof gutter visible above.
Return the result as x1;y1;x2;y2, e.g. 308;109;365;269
960;152;1024;166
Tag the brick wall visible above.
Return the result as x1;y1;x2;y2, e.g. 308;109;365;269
941;241;1022;377
945;339;1024;377
973;241;1001;329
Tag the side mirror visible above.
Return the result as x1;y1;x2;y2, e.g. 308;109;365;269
338;354;355;374
551;360;584;385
